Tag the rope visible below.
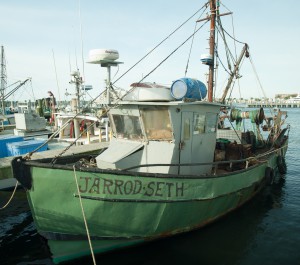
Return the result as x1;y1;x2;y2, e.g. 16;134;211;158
24;116;76;160
29;79;36;102
224;54;246;103
184;6;208;76
89;21;208;105
248;54;274;116
56;3;209;121
215;50;231;75
136;20;209;85
52;50;61;107
227;118;243;143
227;78;236;102
227;8;243;99
216;21;233;71
0;180;18;210
184;22;198;77
113;4;208;85
51;120;98;164
221;25;246;45
73;165;97;265
23;3;272;162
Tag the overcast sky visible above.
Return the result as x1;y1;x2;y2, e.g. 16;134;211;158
1;0;300;103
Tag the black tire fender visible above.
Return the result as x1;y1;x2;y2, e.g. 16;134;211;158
277;155;287;175
265;167;274;185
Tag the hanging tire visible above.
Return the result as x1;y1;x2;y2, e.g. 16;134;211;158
277;155;287;175
265;167;274;185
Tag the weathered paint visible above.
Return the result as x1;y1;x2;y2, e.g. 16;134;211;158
21;158;270;263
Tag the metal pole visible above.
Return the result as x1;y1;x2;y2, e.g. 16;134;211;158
220;44;249;103
76;76;80;114
207;0;217;102
0;46;7;113
106;66;111;104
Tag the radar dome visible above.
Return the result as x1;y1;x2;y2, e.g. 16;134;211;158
88;49;119;63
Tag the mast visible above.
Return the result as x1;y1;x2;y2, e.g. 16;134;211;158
207;0;217;102
0;46;7;113
70;70;83;114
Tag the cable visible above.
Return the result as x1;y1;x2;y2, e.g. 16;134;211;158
52;50;61;107
136;20;209;85
113;3;208;85
248;53;274;115
184;5;208;76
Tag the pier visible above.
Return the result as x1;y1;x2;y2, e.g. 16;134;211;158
247;102;300;108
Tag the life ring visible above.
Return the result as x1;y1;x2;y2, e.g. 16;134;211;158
277;155;287;175
265;167;274;185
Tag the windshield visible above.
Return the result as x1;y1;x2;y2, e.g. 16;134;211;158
112;114;144;140
141;106;173;140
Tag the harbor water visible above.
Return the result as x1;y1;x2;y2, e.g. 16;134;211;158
1;109;300;265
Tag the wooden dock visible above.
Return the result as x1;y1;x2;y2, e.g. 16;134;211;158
0;141;109;190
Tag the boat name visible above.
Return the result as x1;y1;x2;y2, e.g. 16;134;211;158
79;176;184;197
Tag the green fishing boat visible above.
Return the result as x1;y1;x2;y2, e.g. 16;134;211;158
11;1;289;264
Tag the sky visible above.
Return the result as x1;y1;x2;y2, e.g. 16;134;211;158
1;0;300;103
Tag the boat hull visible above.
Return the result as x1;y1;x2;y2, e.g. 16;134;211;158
45;174;262;264
47;237;144;264
12;148;288;264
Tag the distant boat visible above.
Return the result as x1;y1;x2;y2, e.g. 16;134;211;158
0;108;52;191
287;94;300;102
47;70;108;144
12;1;289;264
0;113;15;132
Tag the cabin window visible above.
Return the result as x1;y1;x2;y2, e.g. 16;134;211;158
140;107;173;140
184;118;190;140
205;113;217;133
112;114;143;140
193;113;205;134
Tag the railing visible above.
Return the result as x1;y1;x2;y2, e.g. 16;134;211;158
124;144;288;175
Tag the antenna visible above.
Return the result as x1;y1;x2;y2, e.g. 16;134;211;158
68;49;72;73
52;49;61;107
78;0;85;93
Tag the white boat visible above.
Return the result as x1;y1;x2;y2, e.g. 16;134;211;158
287;94;300;102
53;70;109;144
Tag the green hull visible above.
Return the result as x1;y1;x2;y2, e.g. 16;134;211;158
48;238;144;264
12;147;287;264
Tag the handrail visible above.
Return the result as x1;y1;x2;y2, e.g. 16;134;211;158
124;144;288;171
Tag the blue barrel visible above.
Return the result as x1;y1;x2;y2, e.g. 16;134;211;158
170;78;207;100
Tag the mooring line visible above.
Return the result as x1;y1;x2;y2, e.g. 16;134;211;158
0;180;18;210
73;165;97;265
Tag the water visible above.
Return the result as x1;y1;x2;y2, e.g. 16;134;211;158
1;109;300;265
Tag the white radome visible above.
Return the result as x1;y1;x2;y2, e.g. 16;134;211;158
88;49;119;63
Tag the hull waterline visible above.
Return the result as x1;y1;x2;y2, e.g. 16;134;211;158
12;148;288;264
